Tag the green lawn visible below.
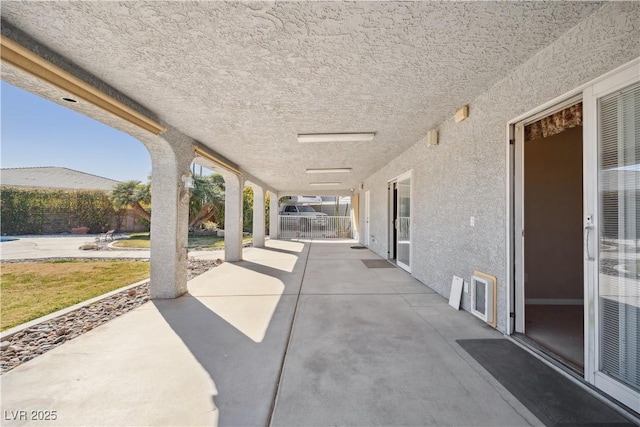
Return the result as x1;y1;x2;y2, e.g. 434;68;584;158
1;260;150;331
112;232;252;249
111;233;151;248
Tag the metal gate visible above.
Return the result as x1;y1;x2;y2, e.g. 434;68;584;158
278;216;352;239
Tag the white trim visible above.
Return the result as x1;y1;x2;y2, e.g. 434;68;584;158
388;182;394;260
505;124;515;334
514;121;525;334
591;62;640;97
525;298;584;305
583;83;598;385
594;372;640;413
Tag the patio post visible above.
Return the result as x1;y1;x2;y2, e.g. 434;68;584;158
252;185;265;248
224;173;244;262
268;191;279;239
148;134;193;299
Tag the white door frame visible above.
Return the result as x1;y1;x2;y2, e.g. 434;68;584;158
506;57;640;412
512;94;583;334
388;182;395;260
364;190;370;246
389;170;412;273
583;63;639;411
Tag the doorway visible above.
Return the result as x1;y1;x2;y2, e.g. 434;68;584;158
365;190;370;246
388;172;411;272
515;103;585;370
512;62;640;412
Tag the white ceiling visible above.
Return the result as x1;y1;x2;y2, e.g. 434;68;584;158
1;1;603;192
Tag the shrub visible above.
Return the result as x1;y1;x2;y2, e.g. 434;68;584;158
203;221;218;231
1;187;114;235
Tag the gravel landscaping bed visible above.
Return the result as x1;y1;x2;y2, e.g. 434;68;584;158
0;258;219;374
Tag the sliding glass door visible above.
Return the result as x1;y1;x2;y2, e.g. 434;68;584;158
585;65;639;412
396;172;411;272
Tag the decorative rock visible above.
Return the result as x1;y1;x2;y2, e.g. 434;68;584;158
0;258;217;374
79;243;100;250
52;336;66;345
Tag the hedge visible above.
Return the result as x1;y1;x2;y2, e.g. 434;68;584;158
1;187;114;235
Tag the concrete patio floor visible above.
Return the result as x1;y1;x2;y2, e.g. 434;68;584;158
0;239;542;426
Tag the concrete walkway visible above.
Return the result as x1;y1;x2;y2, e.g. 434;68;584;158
0;240;542;426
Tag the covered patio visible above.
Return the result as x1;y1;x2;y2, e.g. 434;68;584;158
1;1;639;422
2;239;538;426
0;1;621;301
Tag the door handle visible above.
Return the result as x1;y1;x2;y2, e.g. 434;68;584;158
395;218;399;229
584;224;595;261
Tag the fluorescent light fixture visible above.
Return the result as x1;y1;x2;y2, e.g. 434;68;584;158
309;182;341;186
297;133;375;143
306;168;352;174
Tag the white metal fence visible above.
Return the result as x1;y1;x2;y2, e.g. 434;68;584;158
278;215;352;239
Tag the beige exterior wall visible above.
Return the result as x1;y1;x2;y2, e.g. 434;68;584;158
359;3;640;332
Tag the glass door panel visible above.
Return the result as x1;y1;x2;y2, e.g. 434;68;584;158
597;81;640;395
397;174;411;271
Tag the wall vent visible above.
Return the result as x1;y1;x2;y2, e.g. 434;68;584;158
471;272;497;327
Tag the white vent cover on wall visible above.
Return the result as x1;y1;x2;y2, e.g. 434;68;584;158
471;271;497;327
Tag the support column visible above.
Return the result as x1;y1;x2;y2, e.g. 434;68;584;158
252;185;265;248
268;191;279;240
148;140;193;299
224;173;244;262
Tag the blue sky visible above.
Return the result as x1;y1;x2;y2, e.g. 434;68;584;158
1;81;152;182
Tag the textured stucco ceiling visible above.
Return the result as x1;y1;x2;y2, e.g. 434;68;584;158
1;1;603;192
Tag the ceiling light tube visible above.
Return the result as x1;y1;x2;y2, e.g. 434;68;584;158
306;168;352;174
297;133;375;143
309;182;341;186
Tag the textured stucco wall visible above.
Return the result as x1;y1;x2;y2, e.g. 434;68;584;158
360;3;640;332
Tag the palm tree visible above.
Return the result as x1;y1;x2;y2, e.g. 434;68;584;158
189;174;225;228
111;180;151;222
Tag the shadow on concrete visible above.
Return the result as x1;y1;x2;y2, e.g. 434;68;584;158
254;245;305;256
154;241;308;426
154;293;296;426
